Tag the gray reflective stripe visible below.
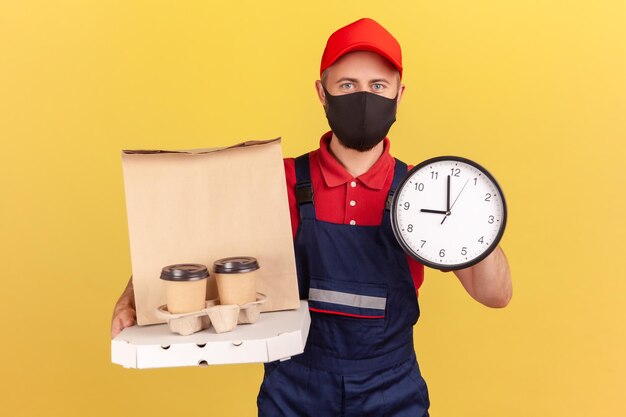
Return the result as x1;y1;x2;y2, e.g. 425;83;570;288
309;288;386;310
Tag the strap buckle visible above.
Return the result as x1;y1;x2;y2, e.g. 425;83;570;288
385;190;395;211
296;181;314;205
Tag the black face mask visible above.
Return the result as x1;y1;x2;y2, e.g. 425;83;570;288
323;86;398;152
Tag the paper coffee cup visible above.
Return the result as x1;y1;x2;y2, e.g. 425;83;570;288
213;257;259;305
160;264;208;314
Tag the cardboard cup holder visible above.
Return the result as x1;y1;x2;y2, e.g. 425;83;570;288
156;293;268;335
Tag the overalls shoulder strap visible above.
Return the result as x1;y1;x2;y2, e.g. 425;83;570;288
294;153;315;220
385;158;408;211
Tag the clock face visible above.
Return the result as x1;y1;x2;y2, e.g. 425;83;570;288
391;156;507;270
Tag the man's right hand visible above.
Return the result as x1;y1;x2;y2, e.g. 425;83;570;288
111;305;136;339
111;275;137;339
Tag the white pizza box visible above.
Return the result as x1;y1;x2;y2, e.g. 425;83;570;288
112;301;310;369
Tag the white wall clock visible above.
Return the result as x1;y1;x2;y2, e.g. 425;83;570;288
391;156;507;270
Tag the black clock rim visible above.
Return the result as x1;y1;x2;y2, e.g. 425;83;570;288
391;155;508;271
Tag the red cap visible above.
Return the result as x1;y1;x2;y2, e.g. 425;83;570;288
320;18;403;79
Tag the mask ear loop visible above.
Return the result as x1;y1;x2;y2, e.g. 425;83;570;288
321;85;331;114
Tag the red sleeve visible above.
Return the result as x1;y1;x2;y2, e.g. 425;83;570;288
407;255;424;297
283;158;299;239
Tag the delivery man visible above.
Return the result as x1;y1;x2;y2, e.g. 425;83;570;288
111;17;512;417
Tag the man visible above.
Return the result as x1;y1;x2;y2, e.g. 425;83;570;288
111;18;512;417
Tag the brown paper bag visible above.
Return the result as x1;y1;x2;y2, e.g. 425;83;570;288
121;138;300;325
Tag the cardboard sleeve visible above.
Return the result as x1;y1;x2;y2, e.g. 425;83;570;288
121;138;300;325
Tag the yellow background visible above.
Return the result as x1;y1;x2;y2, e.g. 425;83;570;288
1;0;624;416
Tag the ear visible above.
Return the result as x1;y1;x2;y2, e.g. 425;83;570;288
315;80;327;107
396;83;406;104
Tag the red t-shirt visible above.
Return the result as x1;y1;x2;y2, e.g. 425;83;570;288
283;131;424;296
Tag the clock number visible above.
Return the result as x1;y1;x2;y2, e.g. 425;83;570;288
403;201;410;210
407;224;414;233
439;249;446;258
461;247;467;256
430;171;438;180
420;240;426;248
450;168;460;177
485;193;492;202
478;236;484;244
488;215;495;224
473;178;478;185
415;183;425;191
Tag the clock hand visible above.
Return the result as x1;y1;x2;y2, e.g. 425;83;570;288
423;176;454;222
440;175;452;225
449;178;470;210
420;208;449;215
446;175;451;211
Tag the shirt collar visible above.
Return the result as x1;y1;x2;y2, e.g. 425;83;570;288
316;130;394;190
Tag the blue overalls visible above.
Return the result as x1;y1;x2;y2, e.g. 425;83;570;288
257;154;430;417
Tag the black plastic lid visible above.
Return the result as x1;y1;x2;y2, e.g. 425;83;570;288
213;257;260;274
160;264;209;281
